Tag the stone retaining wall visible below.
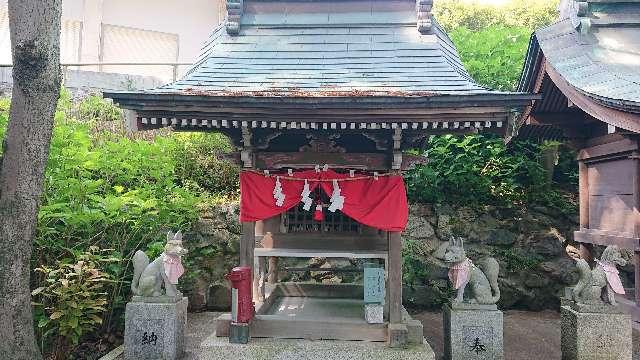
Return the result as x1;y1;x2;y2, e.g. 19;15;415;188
181;202;635;311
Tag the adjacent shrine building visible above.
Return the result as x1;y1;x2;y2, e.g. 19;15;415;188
107;0;535;346
517;0;640;326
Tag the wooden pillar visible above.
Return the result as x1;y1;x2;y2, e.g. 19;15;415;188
635;252;640;304
267;257;279;284
240;221;255;267
388;231;403;324
578;160;589;230
634;151;640;305
578;160;594;264
631;151;640;306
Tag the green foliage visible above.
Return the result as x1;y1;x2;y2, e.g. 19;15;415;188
405;134;576;213
493;248;544;271
553;144;579;187
434;0;558;91
0;97;10;112
0;91;239;356
402;240;431;287
402;239;455;306
0;97;8;143
450;25;531;91
433;0;559;32
32;247;118;358
35;113;202;347
172;132;240;196
76;95;122;123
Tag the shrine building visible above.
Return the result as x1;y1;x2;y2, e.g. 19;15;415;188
516;0;640;327
106;0;536;346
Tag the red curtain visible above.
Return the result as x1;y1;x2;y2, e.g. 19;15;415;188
239;170;408;232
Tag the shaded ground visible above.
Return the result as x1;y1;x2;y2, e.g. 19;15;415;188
415;310;562;359
113;310;640;360
414;309;640;360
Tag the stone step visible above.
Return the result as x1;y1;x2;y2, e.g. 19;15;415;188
193;334;435;360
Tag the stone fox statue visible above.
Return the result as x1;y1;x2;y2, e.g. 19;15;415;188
434;237;500;305
131;231;188;298
572;245;626;305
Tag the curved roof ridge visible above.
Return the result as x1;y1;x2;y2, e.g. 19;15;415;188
534;18;640;111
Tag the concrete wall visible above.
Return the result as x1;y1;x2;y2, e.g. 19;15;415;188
0;66;166;99
1;0;224;80
101;0;223;64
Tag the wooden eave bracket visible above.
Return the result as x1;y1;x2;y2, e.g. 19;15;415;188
392;128;403;170
226;0;243;35
123;110;139;133
416;0;433;34
241;126;253;168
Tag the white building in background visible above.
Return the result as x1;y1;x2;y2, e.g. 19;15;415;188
0;0;224;82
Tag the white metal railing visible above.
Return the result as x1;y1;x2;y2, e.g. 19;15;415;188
0;62;193;82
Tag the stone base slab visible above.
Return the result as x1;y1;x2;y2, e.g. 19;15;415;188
365;304;384;324
229;322;250;344
198;332;435;360
449;302;498;311
387;323;408;348
443;304;503;360
406;319;424;345
131;295;183;303
560;305;632;360
560;297;626;314
125;297;187;360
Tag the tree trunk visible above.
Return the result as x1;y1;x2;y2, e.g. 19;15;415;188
0;1;61;359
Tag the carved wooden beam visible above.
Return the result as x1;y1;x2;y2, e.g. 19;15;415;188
362;132;391;151
254;132;283;150
254;152;391;171
299;134;346;153
228;151;424;171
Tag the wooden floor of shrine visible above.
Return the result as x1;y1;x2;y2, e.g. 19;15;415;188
216;284;391;342
265;297;364;319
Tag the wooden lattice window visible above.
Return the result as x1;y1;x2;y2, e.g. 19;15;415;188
282;190;361;234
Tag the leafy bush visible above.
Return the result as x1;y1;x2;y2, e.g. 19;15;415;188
76;95;122;123
433;0;559;32
173;132;240;196
450;25;531;91
433;0;558;91
0;92;239;357
32;247;118;359
493;248;544;271
553;144;579;187
405;134;575;212
35;107;204;335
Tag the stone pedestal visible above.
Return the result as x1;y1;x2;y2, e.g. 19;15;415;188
229;322;250;344
443;303;503;360
560;303;632;360
387;323;408;348
365;304;384;324
125;297;188;360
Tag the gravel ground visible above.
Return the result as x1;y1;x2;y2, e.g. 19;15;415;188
112;310;639;360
